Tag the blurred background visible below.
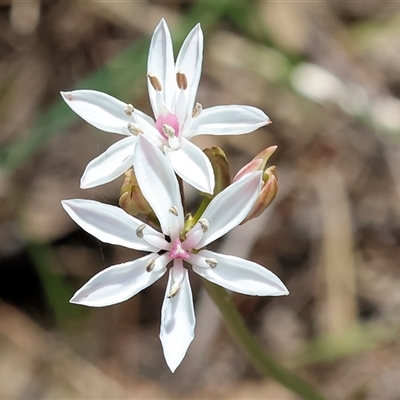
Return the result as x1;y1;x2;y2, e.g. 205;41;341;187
1;0;400;398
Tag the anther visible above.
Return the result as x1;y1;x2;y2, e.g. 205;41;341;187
146;258;155;272
169;206;178;216
147;74;162;91
192;102;202;118
136;224;146;238
176;71;188;90
124;103;135;116
162;124;176;138
198;218;209;232
205;258;218;268
127;122;143;135
167;280;182;298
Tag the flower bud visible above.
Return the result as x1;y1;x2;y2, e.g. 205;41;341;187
234;146;279;224
119;169;153;216
203;147;231;198
233;145;277;182
241;166;278;224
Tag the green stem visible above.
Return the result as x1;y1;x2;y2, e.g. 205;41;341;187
191;196;211;224
203;280;326;400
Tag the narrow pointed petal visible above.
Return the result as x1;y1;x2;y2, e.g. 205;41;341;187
197;171;262;248
61;90;136;135
165;138;214;194
186;105;271;138
147;19;175;115
80;136;136;189
61;199;163;252
160;268;195;372
134;135;183;235
134;114;165;148
70;254;168;307
175;24;203;116
192;250;289;296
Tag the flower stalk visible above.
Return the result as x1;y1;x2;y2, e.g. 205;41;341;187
203;279;326;400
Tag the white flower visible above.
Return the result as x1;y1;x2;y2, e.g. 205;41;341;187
61;19;271;194
61;136;288;372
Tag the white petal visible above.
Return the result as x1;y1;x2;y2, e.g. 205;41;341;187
61;90;135;135
61;199;163;252
134;114;165;149
165;138;214;194
186;105;271;138
70;254;167;307
160;268;195;372
192;250;289;296
80;136;136;189
147;19;175;116
175;24;203;117
197;171;262;248
134;135;184;236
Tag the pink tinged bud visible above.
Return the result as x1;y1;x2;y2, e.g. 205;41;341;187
233;145;278;182
241;167;278;224
170;238;190;260
234;159;263;182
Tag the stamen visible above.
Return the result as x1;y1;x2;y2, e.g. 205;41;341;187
136;224;147;238
162;124;176;138
192;102;202;118
124;103;135;116
147;74;162;91
169;206;178;216
205;258;218;268
127;122;143;135
176;71;188;90
146;258;155;272
167;280;182;298
198;218;209;232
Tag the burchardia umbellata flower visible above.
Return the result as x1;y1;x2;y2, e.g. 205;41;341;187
61;136;288;372
61;19;270;194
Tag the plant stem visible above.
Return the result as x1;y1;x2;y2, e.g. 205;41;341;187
203;279;326;400
191;196;211;224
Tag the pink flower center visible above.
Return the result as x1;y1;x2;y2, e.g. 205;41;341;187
156;112;180;139
169;238;190;260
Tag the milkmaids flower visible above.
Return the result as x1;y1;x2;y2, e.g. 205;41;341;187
61;136;288;372
61;19;270;194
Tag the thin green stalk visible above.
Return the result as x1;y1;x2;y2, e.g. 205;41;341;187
203;279;326;400
191;196;211;224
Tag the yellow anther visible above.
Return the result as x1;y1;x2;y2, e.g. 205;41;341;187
146;258;155;272
147;74;162;91
167;280;182;298
205;258;218;268
162;124;176;138
136;224;146;238
176;71;188;90
127;122;143;135
169;206;178;216
124;103;135;116
192;102;202;118
198;218;209;232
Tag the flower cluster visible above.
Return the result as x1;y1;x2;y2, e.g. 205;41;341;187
61;19;288;372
